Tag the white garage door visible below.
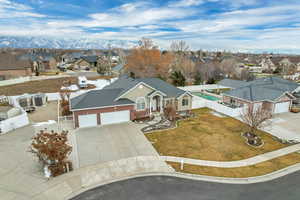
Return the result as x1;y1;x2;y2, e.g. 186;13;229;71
78;114;97;128
100;110;130;125
274;102;290;114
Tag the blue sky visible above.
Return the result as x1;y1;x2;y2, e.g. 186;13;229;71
1;0;300;52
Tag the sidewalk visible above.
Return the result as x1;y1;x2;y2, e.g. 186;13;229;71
163;143;300;168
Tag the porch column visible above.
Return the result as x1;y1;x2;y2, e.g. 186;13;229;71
149;98;152;116
160;97;163;113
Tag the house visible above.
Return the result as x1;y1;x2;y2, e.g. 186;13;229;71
260;57;276;72
32;55;58;73
61;52;84;64
0;53;33;80
70;76;193;128
72;56;98;70
221;77;299;114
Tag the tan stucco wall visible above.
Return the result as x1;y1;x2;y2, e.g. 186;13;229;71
177;94;192;111
122;83;154;109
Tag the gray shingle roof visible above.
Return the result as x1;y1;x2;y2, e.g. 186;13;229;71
81;56;97;63
224;77;299;101
70;89;134;110
218;79;249;88
104;76;186;98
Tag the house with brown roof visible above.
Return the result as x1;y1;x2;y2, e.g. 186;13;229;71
0;53;33;80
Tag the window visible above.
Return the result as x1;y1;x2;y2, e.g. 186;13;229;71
136;97;146;110
182;98;189;106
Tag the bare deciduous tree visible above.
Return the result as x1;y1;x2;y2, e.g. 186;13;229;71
170;40;189;54
241;105;272;135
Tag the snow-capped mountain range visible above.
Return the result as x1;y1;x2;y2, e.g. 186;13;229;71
0;36;137;49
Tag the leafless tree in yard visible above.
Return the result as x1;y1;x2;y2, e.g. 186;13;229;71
29;130;73;177
241;105;272;135
170;40;190;54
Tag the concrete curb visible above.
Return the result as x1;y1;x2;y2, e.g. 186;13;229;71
162;143;300;168
30;156;300;200
66;162;300;199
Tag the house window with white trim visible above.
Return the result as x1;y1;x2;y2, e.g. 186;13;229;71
136;97;146;111
182;98;189;106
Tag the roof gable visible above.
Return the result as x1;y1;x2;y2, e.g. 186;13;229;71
104;76;186;99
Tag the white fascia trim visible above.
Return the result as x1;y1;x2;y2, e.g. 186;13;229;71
70;103;135;112
148;90;167;97
114;82;160;101
176;91;193;99
223;93;292;104
275;92;296;101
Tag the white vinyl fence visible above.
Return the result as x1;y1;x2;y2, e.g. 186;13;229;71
192;95;245;117
0;75;71;87
0;111;29;134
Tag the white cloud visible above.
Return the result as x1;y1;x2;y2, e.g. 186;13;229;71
169;0;205;7
0;1;300;53
0;0;45;18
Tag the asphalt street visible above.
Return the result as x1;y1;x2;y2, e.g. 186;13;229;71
71;172;300;200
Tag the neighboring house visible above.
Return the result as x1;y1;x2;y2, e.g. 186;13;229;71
0;53;33;80
71;56;97;70
20;51;58;73
61;52;84;64
260;57;276;72
111;64;124;76
32;56;58;73
221;77;299;114
70;76;193;128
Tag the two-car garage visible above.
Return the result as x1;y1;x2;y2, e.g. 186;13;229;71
75;108;132;128
70;88;135;128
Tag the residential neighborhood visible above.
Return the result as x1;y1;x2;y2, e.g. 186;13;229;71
1;0;300;200
0;44;300;199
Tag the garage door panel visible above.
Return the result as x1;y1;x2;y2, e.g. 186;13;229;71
78;114;97;128
101;110;130;125
274;102;290;114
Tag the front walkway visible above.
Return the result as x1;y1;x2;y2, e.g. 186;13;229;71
163;143;300;168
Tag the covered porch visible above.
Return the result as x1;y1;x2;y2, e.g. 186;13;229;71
148;91;166;115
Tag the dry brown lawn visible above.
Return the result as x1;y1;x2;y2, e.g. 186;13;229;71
168;153;300;178
145;108;290;161
0;75;112;96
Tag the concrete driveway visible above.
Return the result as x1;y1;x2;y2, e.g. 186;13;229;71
263;112;300;141
0;125;49;200
75;122;159;167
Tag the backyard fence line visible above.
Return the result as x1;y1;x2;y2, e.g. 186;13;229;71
192;95;245;117
0;75;71;87
0;111;29;134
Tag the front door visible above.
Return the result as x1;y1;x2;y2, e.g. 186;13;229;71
152;96;160;112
